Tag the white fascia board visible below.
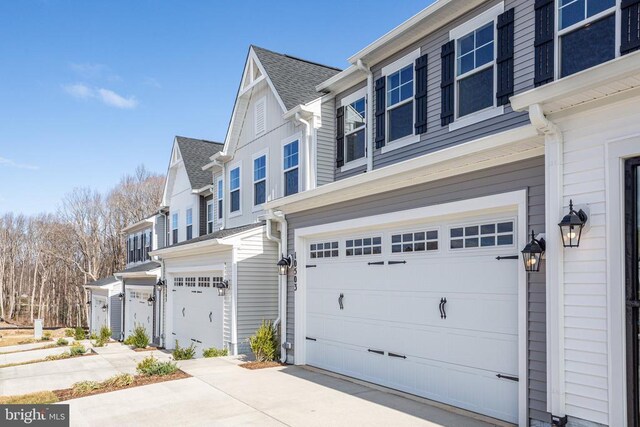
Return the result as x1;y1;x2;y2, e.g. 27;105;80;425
114;269;161;279
347;0;484;65
316;65;366;93
511;50;640;113
122;216;156;233
84;282;120;290
150;239;232;259
264;124;542;213
192;185;212;195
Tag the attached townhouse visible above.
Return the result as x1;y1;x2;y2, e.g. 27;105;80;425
84;275;122;340
261;0;640;426
150;47;341;357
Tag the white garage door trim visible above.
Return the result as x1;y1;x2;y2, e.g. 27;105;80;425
294;190;528;426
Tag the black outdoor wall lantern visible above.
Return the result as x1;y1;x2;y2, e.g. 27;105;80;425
118;292;124;301
558;199;588;248
521;230;546;272
277;255;293;276
147;295;155;306
101;303;108;312
155;279;166;291
216;280;229;297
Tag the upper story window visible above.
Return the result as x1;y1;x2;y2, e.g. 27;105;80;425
207;200;214;234
344;95;366;164
186;208;193;240
254;97;266;136
216;178;223;220
253;154;267;206
144;229;151;260
386;65;414;142
165;215;170;249
456;22;495;118
172;213;179;244
128;235;134;264
229;166;241;214
283;139;299;197
558;0;616;78
136;233;141;262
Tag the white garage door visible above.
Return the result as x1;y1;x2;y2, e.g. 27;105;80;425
91;296;108;334
171;275;224;355
127;290;153;339
304;215;520;423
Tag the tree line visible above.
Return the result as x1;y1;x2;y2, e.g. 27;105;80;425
0;165;164;327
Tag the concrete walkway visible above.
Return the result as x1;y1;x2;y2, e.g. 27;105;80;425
0;338;80;354
67;356;509;427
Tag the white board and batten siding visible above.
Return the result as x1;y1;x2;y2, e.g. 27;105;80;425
235;230;279;355
553;96;640;426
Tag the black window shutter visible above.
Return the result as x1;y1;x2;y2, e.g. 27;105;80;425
440;41;455;127
414;54;429;135
497;8;515;106
126;238;130;263
336;106;344;168
621;0;640;55
374;77;386;149
534;0;554;87
141;232;146;260
199;195;207;236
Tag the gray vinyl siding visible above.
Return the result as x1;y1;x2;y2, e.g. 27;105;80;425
156;215;166;249
109;294;122;340
235;231;279;355
335;81;368;181
316;98;336;186
331;0;535;176
285;156;548;422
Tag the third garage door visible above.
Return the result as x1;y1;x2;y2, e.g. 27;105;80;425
304;215;520;423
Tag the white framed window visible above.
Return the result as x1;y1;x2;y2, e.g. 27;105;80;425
282;137;299;197
216;177;224;221
449;3;504;131
174;277;184;287
391;229;439;253
254;97;266;136
346;236;382;256
185;277;196;287
128;235;134;263
380;49;421;153
557;0;617;78
136;232;142;261
198;277;211;288
341;88;367;169
144;229;151;260
229;164;241;215
165;215;170;248
310;241;339;259
253;151;268;208
186;208;193;240
449;220;514;250
172;212;179;244
206;200;214;234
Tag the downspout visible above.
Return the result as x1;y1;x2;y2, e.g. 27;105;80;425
295;113;315;190
159;258;165;348
529;103;565;418
357;59;374;172
265;209;288;363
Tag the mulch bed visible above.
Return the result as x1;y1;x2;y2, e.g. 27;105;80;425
53;370;190;401
240;361;285;370
133;346;159;352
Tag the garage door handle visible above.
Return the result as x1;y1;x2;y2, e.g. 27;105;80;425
182;307;186;317
388;352;407;359
368;349;384;355
496;373;519;382
209;312;213;322
338;293;344;310
439;298;447;319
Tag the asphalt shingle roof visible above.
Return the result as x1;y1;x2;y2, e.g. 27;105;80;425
85;276;119;287
175;136;224;189
117;261;161;274
162;222;264;250
252;46;341;110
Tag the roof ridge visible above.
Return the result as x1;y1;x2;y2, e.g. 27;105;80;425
175;135;224;146
251;45;342;72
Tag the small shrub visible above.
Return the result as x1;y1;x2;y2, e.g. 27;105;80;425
41;331;52;341
73;327;86;341
56;338;68;346
248;320;279;362
102;373;134;388
203;347;228;358
64;328;74;337
136;356;178;376
123;335;134;345
99;326;111;341
172;340;195;360
45;352;71;361
69;345;86;356
89;332;98;340
71;380;101;396
128;325;150;349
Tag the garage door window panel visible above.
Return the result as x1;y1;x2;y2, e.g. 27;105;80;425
185;277;196;287
198;277;211;288
345;237;382;256
174;277;184;287
391;230;438;253
310;241;339;259
450;220;514;249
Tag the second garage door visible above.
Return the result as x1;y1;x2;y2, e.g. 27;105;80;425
304;215;520;423
171;275;224;354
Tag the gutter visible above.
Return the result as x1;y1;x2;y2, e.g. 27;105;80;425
263;210;289;364
356;59;374;172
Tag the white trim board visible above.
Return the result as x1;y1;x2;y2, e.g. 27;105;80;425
293;189;529;427
165;265;226;274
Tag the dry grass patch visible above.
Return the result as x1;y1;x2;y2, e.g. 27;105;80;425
0;391;59;404
240;361;285;370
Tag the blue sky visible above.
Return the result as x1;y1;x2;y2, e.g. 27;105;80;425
0;0;432;216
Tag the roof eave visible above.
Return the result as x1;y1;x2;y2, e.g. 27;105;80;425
316;65;366;93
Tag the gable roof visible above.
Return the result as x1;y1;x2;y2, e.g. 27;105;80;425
252;46;341;110
84;275;119;288
175;136;224;189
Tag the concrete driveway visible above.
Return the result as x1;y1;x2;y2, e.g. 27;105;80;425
67;356;511;427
